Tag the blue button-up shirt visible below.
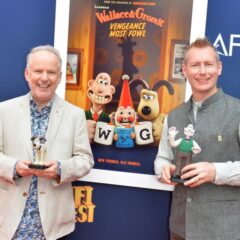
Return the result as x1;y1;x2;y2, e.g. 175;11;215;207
12;97;52;240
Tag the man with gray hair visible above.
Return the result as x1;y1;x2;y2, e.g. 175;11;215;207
155;37;240;240
0;45;94;239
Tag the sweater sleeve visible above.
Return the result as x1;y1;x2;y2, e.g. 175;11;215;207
154;116;174;179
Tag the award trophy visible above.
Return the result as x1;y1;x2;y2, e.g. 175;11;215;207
29;136;49;170
168;124;201;183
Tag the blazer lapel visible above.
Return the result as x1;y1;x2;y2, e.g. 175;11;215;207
18;94;33;160
46;95;64;150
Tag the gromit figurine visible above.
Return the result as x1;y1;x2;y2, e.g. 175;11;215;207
168;124;201;183
29;136;48;169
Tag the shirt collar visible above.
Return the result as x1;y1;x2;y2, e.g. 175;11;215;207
90;108;102;115
187;88;224;111
29;94;54;110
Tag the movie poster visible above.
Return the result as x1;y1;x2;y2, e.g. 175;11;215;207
65;0;193;189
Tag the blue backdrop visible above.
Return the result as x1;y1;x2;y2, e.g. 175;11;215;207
206;0;240;99
0;0;56;101
0;1;240;240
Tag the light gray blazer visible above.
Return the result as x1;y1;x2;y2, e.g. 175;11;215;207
0;93;94;240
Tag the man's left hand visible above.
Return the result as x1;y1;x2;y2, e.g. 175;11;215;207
31;161;59;180
181;162;216;187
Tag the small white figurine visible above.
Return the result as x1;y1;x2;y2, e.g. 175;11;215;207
31;136;47;167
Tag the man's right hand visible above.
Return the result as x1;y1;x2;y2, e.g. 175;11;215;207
159;164;178;186
16;160;33;177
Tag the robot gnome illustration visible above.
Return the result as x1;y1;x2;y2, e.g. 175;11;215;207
168;124;201;183
113;74;137;148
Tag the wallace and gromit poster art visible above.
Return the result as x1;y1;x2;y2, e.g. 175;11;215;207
65;0;193;190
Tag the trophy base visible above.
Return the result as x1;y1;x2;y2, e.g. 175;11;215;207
170;176;185;184
29;163;49;170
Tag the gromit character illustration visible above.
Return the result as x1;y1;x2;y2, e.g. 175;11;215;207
130;79;174;144
85;72;116;142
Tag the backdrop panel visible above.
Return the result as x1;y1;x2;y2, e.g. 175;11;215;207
206;0;240;99
66;182;172;240
0;0;56;101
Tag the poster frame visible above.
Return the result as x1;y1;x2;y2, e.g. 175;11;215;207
169;39;188;82
53;0;208;190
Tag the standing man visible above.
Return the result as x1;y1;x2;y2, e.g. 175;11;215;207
0;45;94;239
154;37;240;240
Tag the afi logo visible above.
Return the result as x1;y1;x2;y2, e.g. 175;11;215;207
213;33;240;57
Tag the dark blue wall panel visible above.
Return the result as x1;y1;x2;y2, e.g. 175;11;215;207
68;182;171;240
0;0;56;101
206;0;240;99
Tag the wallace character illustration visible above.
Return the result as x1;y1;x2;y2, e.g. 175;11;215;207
114;75;137;148
168;124;201;183
86;72;115;142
